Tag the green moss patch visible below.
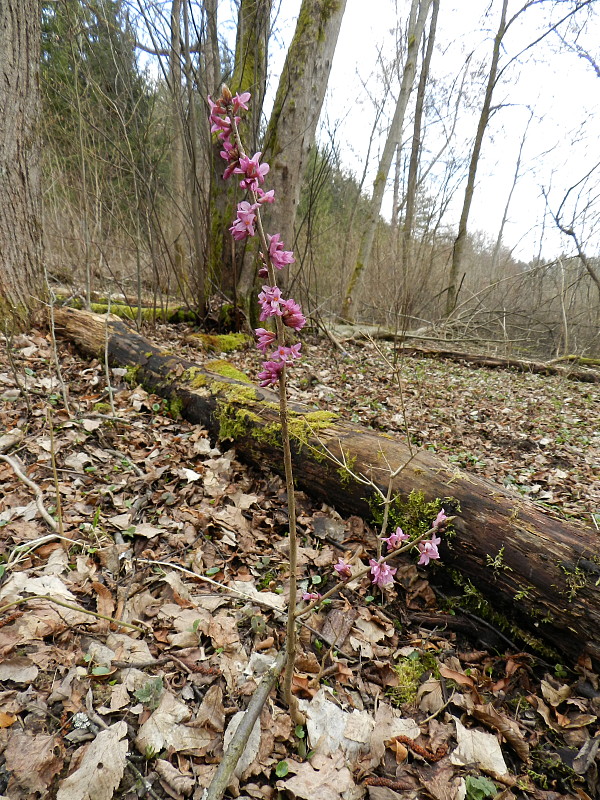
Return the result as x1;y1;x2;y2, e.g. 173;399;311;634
181;367;208;388
388;651;440;705
205;359;251;384
187;332;251;353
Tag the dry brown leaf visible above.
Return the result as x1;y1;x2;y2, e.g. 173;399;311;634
0;656;39;684
105;632;155;664
540;679;571;707
56;721;128;800
449;716;508;776
277;752;356;800
419;761;465;800
321;606;358;651
364;703;420;770
387;737;409;763
471;703;529;761
91;581;115;632
136;691;216;755
418;678;445;715
4;731;63;794
528;694;561;731
155;759;195;797
193;684;225;732
0;711;17;728
438;664;476;690
555;711;597;729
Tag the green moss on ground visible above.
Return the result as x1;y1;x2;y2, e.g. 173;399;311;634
124;365;141;386
388;651;440;705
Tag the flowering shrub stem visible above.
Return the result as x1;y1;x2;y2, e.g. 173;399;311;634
210;85;448;731
225;96;303;725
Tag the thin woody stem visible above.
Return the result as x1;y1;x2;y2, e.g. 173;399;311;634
229;110;303;725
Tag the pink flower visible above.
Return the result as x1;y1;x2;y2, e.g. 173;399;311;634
230;219;254;240
418;534;441;566
268;233;295;269
232;91;251;113
302;592;321;601
280;298;306;330
257;360;284;387
220;141;239;179
381;527;410;551
333;558;352;579
258;285;283;320
229;200;258;239
255;328;276;352
207;95;220;115
369;559;397;588
272;343;301;363
256;188;275;204
210;114;232;141
235;152;270;191
236;200;258;224
433;510;448;529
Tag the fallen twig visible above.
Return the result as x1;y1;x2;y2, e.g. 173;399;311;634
204;649;287;800
0;595;149;634
0;453;58;531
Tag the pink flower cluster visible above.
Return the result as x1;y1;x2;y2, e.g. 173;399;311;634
210;86;306;388
333;510;448;594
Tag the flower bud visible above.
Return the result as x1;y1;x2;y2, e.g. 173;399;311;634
220;84;233;105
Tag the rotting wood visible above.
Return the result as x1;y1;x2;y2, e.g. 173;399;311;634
55;307;600;666
395;343;600;383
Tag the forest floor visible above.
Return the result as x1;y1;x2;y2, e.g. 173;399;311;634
1;321;599;800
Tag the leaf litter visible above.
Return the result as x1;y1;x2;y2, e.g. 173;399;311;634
0;325;599;799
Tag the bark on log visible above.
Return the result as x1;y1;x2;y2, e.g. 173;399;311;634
395;344;600;383
55;308;600;666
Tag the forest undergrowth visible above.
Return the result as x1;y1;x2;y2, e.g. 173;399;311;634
0;321;599;800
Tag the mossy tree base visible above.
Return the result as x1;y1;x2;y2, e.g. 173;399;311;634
55;307;600;668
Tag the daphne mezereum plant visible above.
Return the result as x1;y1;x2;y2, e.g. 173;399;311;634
208;85;449;727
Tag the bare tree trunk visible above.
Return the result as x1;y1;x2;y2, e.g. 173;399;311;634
240;0;347;302
446;0;508;317
203;0;220;96
400;0;438;290
231;0;271;153
183;0;206;313
0;0;43;324
169;0;188;293
341;0;432;322
207;0;271;301
491;109;532;272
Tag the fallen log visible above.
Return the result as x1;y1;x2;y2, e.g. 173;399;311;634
55;307;600;666
395;343;600;383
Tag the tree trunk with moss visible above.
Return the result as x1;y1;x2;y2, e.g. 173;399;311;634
237;0;347;306
0;0;43;325
56;306;600;669
207;0;272;301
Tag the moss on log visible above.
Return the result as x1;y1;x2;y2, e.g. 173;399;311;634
55;307;600;667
